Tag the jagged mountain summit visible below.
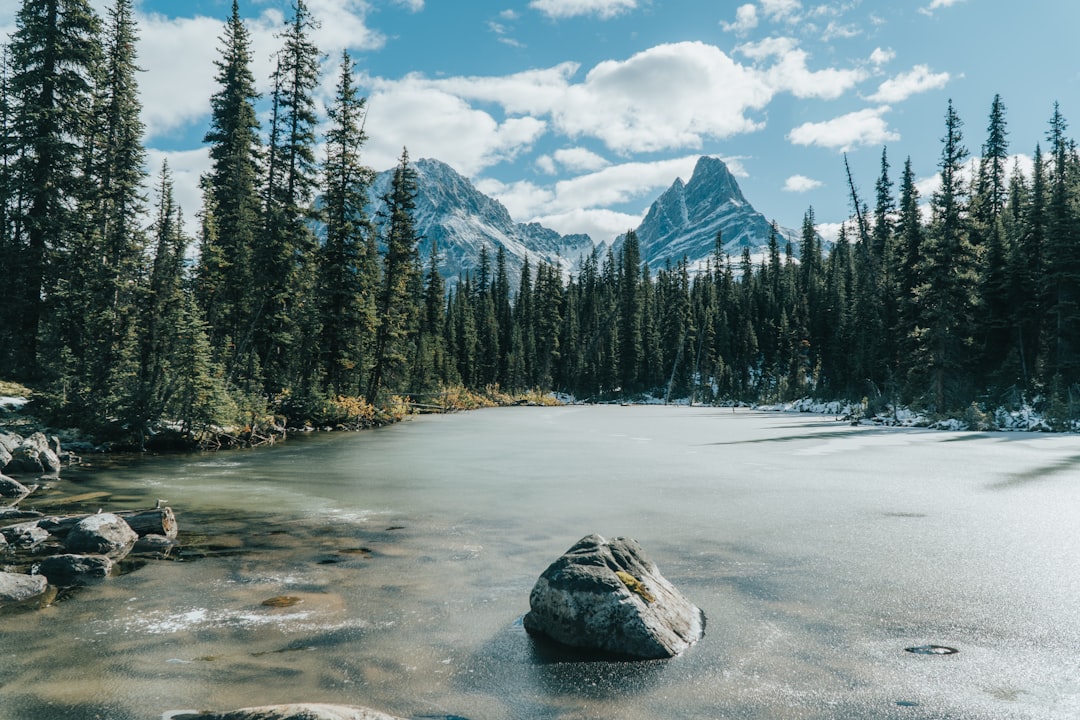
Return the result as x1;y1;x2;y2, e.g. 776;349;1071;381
365;155;802;284
624;156;802;271
368;158;593;284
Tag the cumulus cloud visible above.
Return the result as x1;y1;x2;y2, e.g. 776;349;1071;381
362;76;548;174
392;0;424;11
870;47;895;67
721;4;759;34
553;147;611;172
787;106;899;151
137;2;383;141
529;0;638;20
554;42;776;152
821;21;859;41
784;174;823;192
480;157;709;243
866;65;950;103
760;0;802;22
739;37;866;100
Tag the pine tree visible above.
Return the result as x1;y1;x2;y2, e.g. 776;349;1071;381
368;148;421;404
256;0;322;393
316;50;377;397
971;95;1012;382
913;100;977;411
129;162;187;443
198;0;262;383
7;0;103;379
71;0;146;421
617;230;643;393
1042;103;1080;391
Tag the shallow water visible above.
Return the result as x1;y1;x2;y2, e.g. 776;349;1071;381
3;406;1080;719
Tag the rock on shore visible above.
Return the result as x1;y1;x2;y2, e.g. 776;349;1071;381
523;533;705;659
171;704;408;720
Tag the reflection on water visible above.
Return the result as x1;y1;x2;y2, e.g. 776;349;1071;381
3;406;1080;719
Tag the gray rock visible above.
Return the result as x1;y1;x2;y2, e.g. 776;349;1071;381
0;432;19;455
0;444;11;471
523;533;705;659
0;571;48;606
65;513;138;559
35;554;113;586
5;432;60;476
1;521;50;548
132;533;177;555
171;704;408;720
0;474;32;507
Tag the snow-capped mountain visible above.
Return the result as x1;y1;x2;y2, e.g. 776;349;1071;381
623;156;802;270
369;158;593;283
366;155;803;285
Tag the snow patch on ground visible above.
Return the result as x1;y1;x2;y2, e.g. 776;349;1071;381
0;396;28;409
757;397;1072;433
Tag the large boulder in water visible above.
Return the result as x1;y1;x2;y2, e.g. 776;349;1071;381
523;533;705;659
0;474;32;507
5;432;60;476
35;554;113;587
0;571;48;607
65;513;138;559
171;704;408;720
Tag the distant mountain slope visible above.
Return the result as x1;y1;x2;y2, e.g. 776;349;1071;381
364;155;806;285
368;158;593;284
623;156;802;270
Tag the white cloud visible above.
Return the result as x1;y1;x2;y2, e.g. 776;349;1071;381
529;0;638;20
821;21;859;41
137;2;383;141
787;106;899;151
721;4;759;34
555;42;772;152
138;13;223;139
760;0;802;22
870;47;895;67
362;76;548;174
479;156;702;226
740;37;866;100
536;155;558;174
535;208;644;246
784;174;823;192
920;0;965;15
815;222;844;244
867;65;950;103
392;0;424;11
553;147;611;172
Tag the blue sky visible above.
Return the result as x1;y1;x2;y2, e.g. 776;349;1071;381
3;0;1079;244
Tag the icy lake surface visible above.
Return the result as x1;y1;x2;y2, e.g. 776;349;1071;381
3;405;1080;719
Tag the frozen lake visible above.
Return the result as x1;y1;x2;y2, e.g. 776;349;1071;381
3;405;1080;719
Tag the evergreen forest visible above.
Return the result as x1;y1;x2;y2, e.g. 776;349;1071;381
3;0;1080;445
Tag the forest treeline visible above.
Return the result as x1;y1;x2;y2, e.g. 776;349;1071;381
2;0;1080;446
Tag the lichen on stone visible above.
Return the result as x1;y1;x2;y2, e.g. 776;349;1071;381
615;570;655;603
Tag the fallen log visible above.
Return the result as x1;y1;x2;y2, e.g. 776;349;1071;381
38;507;177;539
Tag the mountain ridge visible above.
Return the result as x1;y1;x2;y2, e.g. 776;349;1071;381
367;155;802;283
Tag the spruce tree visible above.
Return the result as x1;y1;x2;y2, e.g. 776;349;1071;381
913;100;977;411
256;0;322;393
617;230;644;393
316;50;377;397
368;148;421;404
7;0;102;379
1042;103;1080;392
198;0;262;383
